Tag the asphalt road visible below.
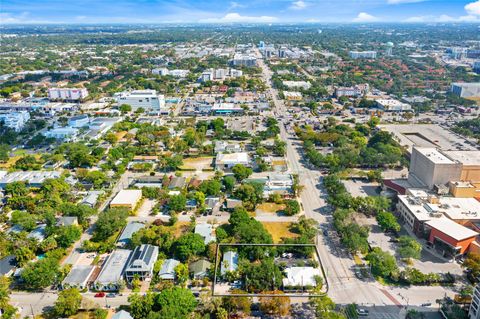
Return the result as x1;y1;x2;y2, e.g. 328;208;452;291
255;49;456;311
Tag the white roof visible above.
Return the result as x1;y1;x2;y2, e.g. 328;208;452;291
425;218;478;241
195;223;216;244
399;194;480;222
282;267;321;287
95;249;132;284
415;147;455;164
221;251;238;275
111;189;142;206
282;81;311;88
216;152;249;165
158;259;180;279
443;151;480;166
284;91;302;97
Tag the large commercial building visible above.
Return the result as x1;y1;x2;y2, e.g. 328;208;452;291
0;111;30;132
68;115;89;128
152;68;189;77
43;127;79;141
0;171;61;188
451;83;480;98
283;81;312;90
376;99;412;112
349;51;377;59
334;84;369;98
231;54;257;67
408;147;463;189
397;191;480;258
408;147;480;190
469;285;480;319
48;88;89;101
114;90;166;113
215;152;250;170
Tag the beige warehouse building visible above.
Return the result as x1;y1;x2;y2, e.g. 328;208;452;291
408;147;480;196
110;189;142;211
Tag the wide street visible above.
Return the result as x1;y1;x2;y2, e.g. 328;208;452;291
255;49;456;312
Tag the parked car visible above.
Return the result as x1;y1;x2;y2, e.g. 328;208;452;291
94;292;105;298
106;293;116;298
357;309;369;316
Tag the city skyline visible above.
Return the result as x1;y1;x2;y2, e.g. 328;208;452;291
1;0;480;24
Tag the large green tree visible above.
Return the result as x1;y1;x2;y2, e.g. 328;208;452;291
154;287;197;319
54;288;82;317
173;233;206;262
366;248;398;278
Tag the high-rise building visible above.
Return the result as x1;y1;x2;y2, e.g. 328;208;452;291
349;51;377;59
259;41;265;48
385;42;394;56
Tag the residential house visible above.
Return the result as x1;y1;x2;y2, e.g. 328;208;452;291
189;259;212;279
225;198;243;211
117;222;145;247
0;256;17;277
195;223;216;244
124;244;159;283
158;259;180;280
62;265;96;290
168;177;187;190
214;141;242;153
220;251;239;276
56;216;79;227
112;310;134;319
27;225;46;243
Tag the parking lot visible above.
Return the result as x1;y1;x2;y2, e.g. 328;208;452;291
343;179;381;197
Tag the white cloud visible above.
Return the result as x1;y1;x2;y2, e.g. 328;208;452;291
465;0;480;16
353;12;379;22
228;2;246;10
0;11;53;24
404;13;478;23
403;16;428;22
387;0;425;3
199;13;278;23
290;1;308;10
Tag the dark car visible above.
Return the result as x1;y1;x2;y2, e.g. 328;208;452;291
357;309;369;316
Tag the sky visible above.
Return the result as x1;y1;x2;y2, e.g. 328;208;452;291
1;0;480;24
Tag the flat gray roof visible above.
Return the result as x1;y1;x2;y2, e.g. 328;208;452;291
95;249;132;284
63;265;95;285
